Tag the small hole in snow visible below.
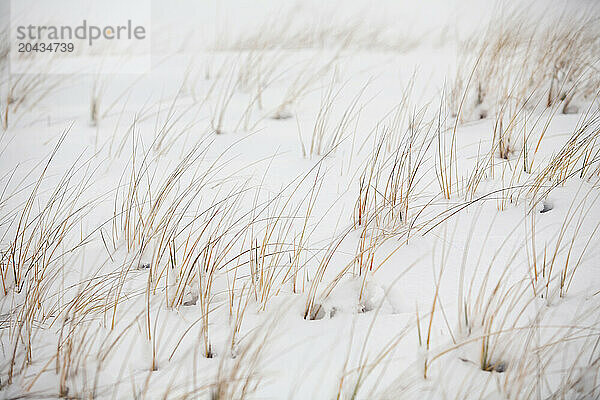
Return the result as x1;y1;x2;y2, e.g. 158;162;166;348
358;301;374;313
306;304;326;320
540;202;553;213
483;361;507;373
271;110;293;120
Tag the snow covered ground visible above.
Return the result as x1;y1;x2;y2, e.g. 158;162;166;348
1;1;600;398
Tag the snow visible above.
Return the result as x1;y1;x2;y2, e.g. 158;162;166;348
1;0;600;399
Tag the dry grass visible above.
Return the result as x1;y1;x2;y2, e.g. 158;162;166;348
2;4;600;399
212;10;420;53
450;8;600;122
